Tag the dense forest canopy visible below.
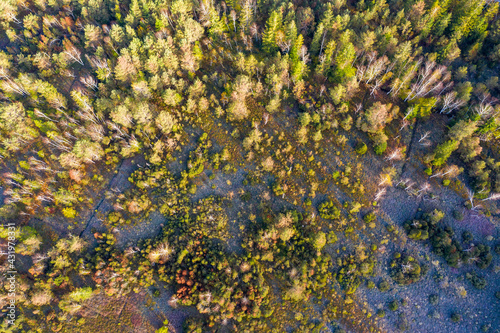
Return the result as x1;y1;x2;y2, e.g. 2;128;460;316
0;0;499;332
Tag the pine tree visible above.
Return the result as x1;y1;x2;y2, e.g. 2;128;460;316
310;22;325;56
432;140;459;166
262;11;282;54
125;0;142;27
332;32;356;82
448;120;477;142
316;39;336;76
310;5;334;56
240;0;253;32
209;7;226;37
285;20;298;46
290;34;303;65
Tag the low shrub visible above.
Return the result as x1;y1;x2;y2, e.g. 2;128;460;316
429;294;439;305
378;280;390;292
318;200;341;220
390;254;425;285
466;272;488;290
451;313;461;323
355;141;368;155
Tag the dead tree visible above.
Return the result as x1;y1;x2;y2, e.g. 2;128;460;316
405;60;449;101
440;91;465;114
374;188;386;201
466;188;481;210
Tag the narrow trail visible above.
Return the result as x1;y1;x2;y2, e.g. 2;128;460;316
79;197;106;238
401;118;420;177
79;158;126;238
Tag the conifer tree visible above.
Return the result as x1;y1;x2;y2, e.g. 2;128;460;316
262;11;282;54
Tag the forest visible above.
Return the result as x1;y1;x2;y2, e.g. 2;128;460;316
0;0;499;332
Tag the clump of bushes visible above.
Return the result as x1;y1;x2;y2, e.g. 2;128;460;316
494;243;500;255
388;300;399;311
450;313;461;323
363;212;376;224
62;207;77;218
390;253;426;285
463;244;492;269
318;200;341;220
58;287;94;314
0;226;42;256
465;272;488;289
336;252;376;294
378;280;390;292
404;210;492;268
186;133;211;178
429;294;439;305
453;210;464;221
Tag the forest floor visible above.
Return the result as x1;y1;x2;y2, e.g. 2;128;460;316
27;112;500;333
371;182;500;333
363;114;500;333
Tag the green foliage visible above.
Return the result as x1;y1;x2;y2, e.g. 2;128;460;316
327;231;338;244
378;280;390;292
318;200;341;219
432;140;460;167
405;211;492;269
390;254;425;285
7;226;42;255
451;313;461;323
298;112;311;126
407;98;437;120
156;320;169;333
363;213;376;224
69;287;93;302
357;102;394;134
312;232;327;252
262;11;282;54
332;34;356;82
337;250;376;294
448;120;478;142
374;142;387;155
428;209;445;224
62;207;77;218
465;271;488;289
355;142;368;155
187;133;211;178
